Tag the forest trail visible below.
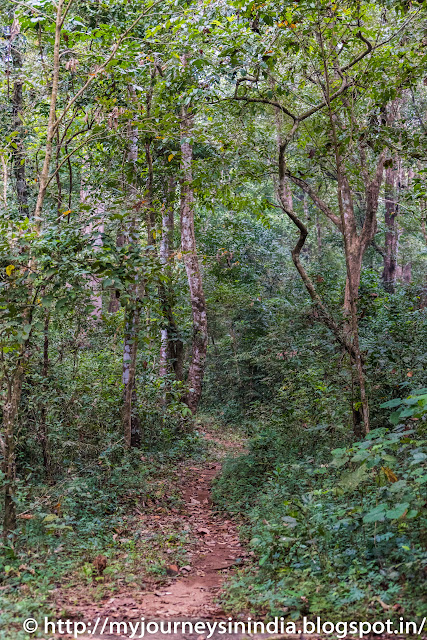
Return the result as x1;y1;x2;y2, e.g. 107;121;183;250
53;428;250;639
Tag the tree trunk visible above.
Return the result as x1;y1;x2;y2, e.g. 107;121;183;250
108;233;124;313
2;367;23;539
123;308;141;448
1;154;7;208
12;81;28;217
382;163;399;291
34;0;64;223
159;178;184;381
159;189;174;378
343;237;364;312
180;108;208;413
122;114;142;447
396;261;412;283
38;310;52;483
277;146;358;361
329;133;370;438
318;32;374;435
80;170;104;321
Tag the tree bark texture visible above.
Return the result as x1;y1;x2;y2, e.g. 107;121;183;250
159;178;184;380
122;115;142;447
12;81;28;217
2;367;23;538
180;109;208;413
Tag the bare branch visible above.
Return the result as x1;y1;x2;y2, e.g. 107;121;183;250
277;146;356;360
287;172;342;230
232;95;297;121
341;31;372;73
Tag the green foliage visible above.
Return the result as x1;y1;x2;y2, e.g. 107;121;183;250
0;430;205;639
1;0;427;630
216;425;427;618
381;389;427;425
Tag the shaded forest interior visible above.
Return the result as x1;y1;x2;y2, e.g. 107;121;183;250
0;0;426;636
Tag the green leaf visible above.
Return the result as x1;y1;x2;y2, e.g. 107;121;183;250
363;504;387;523
339;464;368;492
380;398;403;408
43;514;59;523
386;503;409;520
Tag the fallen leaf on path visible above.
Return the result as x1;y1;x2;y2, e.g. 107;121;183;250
166;564;179;576
93;554;107;576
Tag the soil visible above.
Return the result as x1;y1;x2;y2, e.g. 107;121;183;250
51;430;250;639
46;429;418;640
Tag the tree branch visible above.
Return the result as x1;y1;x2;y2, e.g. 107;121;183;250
287;172;342;230
52;3;162;135
277;146;356;360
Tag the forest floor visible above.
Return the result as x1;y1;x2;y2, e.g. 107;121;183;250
50;426;255;640
5;423;417;640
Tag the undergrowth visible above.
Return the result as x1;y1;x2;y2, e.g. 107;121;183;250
0;431;207;639
213;393;427;620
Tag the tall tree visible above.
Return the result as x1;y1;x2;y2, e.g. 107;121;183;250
180;108;208;413
215;0;423;435
159;176;183;381
382;158;400;291
122;117;143;448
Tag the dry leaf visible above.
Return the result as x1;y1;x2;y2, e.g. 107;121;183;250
166;564;179;576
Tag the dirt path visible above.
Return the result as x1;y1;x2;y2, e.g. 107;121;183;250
48;429;415;640
123;459;245;620
53;429;248;639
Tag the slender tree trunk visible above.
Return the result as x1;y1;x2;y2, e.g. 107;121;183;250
396;261;412;283
123;307;141;447
159;178;184;381
274;103;358;362
122;114;142;447
108;233;124;313
277;147;358;361
2;367;23;539
55;129;63;217
159;328;168;378
159;186;174;378
180;108;208;413
382;162;399;291
12;81;28;217
34;0;64;223
320;45;370;435
145;141;156;245
80;169;104;321
1;154;7;208
38;310;52;483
